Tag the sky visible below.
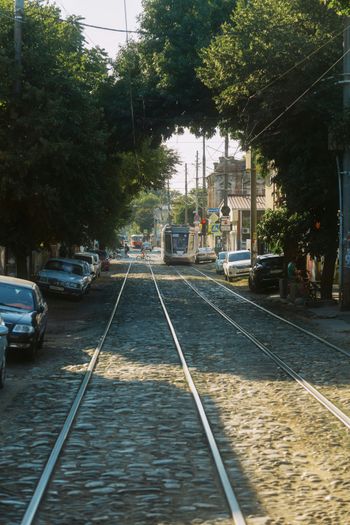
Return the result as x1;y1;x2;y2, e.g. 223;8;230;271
48;1;242;192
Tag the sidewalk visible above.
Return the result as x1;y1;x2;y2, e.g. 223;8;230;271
262;285;350;348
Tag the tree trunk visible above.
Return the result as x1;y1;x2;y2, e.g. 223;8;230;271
320;245;337;300
15;252;29;279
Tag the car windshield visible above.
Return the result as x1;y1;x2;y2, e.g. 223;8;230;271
228;251;251;262
75;255;92;263
0;283;34;310
45;260;83;276
260;257;284;268
218;252;226;260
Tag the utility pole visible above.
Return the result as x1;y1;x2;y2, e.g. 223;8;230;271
195;150;199;215
222;134;230;251
185;163;188;225
167;177;172;224
202;135;207;246
341;17;350;309
249;148;258;266
14;0;24;95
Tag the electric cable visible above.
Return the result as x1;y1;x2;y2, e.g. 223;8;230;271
247;47;350;148
241;23;346;112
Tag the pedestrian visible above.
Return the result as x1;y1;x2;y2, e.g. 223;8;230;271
124;243;130;256
287;257;299;282
287;256;304;302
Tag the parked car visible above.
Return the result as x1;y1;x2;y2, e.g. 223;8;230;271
90;249;110;271
223;250;252;281
215;251;228;274
249;254;285;292
0;316;8;387
85;252;101;277
73;253;96;279
35;258;91;299
0;276;48;359
195;247;217;264
142;241;152;252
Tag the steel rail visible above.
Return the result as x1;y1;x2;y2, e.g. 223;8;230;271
20;263;132;525
176;269;350;431
148;263;247;525
191;267;350;358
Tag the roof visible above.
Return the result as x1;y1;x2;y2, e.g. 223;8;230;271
227;195;266;211
0;275;36;288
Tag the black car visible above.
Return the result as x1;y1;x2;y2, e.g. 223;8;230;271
248;254;284;292
0;276;48;359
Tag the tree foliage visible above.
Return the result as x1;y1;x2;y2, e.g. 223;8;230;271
0;0;178;273
107;0;237;148
198;0;343;296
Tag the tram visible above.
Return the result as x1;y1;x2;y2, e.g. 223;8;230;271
161;224;198;264
130;234;143;249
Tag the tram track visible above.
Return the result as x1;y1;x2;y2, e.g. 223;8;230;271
15;260;244;525
149;261;350;523
175;265;350;419
20;264;132;525
172;266;350;430
191;266;350;356
4;257;350;524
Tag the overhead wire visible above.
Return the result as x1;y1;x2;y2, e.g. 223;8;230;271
54;1;98;49
247;46;350;148
241;23;346;113
123;0;141;178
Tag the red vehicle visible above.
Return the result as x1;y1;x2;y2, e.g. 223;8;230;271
130;235;143;249
90;250;110;271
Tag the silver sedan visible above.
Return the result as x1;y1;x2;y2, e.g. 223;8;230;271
195;247;217;264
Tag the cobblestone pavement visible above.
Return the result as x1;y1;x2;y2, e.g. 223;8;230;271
1;257;350;524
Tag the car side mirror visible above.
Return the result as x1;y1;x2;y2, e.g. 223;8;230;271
38;304;45;313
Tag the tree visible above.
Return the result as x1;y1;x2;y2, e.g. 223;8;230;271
324;1;350;15
199;0;343;298
105;0;237;152
130;192;162;234
0;1;179;276
0;0;113;274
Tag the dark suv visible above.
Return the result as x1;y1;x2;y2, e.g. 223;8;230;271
248;254;284;292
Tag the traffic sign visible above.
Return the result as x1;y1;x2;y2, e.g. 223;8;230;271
208;207;220;213
211;224;220;233
220;216;231;232
209;213;219;223
221;205;231;216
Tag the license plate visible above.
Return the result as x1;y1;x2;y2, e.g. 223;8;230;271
49;285;64;291
270;269;281;274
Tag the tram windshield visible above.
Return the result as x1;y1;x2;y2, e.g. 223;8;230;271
172;233;188;253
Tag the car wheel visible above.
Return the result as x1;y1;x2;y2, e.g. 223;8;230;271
248;277;255;291
28;340;38;361
0;354;6;389
38;330;45;349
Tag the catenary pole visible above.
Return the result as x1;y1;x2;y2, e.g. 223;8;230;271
202;135;207;247
185;163;188;225
14;0;24;95
341;17;350;309
250;148;257;265
223;135;229;251
195;150;199;214
167;177;172;224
